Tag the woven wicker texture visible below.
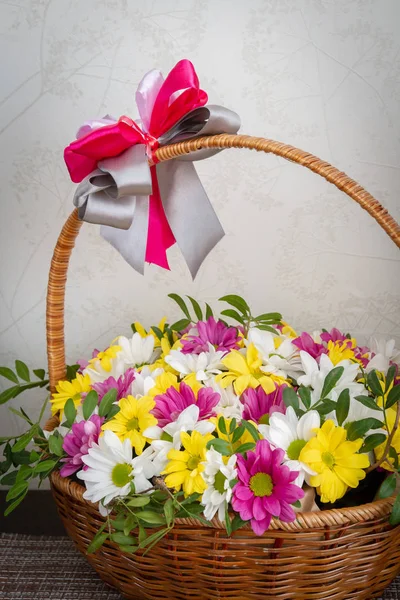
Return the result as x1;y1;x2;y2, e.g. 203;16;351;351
45;135;400;600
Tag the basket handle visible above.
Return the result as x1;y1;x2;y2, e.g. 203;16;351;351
47;134;400;391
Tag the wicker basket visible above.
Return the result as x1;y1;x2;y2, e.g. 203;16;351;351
45;135;400;600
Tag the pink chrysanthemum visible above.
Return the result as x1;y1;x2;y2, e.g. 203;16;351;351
232;439;304;535
241;385;286;425
181;317;241;355
320;328;348;345
151;382;220;427
91;368;136;401
60;414;104;477
293;332;326;360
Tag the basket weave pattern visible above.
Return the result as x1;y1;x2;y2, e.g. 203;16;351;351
46;135;400;600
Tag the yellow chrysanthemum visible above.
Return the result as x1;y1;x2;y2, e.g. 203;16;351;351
374;410;400;472
216;344;279;396
211;416;259;452
299;420;370;503
147;372;181;398
88;345;121;372
280;322;297;338
102;395;157;455
374;374;398;417
50;373;92;415
162;430;214;496
327;340;356;365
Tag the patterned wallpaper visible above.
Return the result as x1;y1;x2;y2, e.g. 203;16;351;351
0;0;399;441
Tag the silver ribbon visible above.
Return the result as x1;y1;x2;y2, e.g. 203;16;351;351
73;105;240;277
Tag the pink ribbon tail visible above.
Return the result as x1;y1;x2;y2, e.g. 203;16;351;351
145;166;175;269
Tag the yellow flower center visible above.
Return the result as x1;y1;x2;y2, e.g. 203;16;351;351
126;417;139;431
322;451;335;468
249;472;273;497
214;470;227;494
327;340;355;365
287;439;307;461
111;463;132;487
187;456;201;470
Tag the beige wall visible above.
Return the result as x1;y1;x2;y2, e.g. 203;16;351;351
1;0;399;441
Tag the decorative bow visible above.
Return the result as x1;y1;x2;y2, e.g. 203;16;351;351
64;60;240;277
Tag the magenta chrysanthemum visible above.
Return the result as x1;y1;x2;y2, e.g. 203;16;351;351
60;414;104;477
293;332;326;360
232;439;304;535
91;368;136;401
320;328;348;344
241;385;286;425
181;317;241;355
151;382;220;427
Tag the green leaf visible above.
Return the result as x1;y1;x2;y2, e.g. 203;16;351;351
360;433;387;454
318;399;338;416
168;293;191;320
255;324;278;334
320;367;344;399
205;303;213;319
123;515;137;536
225;506;232;536
119;544;138;554
367;370;384;397
150;326;164;340
229;418;237;434
346;418;384;441
12;450;33;466
64;398;77;427
87;532;109;555
6;480;28;502
4;490;28;516
33;369;46;380
385;366;396;392
218;416;227;435
163;498;174;527
111;532;137;545
0;367;18;383
33;459;57;473
377;474;396;499
187;296;203;321
0;386;20;405
389;447;399;470
386;385;400;409
292;500;302;508
111;515;126;530
98;388;117;417
136;511;166;525
354;395;381;411
12;426;38;453
170;318;191;332
220;309;244;324
336;389;350;426
298;386;311;410
219;295;250;315
8;407;33;425
48;433;64;457
231;515;247;532
241;420;260;442
389;493;400;526
82;390;99;420
139;528;169;550
107;404;120;420
16;465;33;482
283;387;299;412
206;438;231;456
15;360;30;382
254;312;282;323
232;425;245;444
66;364;80;381
127;496;151;507
235;442;256;454
1;470;18;485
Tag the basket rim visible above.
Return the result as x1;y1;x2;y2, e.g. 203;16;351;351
45;415;397;532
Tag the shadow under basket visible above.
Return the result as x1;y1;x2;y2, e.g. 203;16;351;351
45;134;400;600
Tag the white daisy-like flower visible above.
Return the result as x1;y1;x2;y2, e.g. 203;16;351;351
259;406;319;487
118;333;160;369
144;405;215;472
130;366;164;398
201;448;237;522
83;355;126;384
77;430;153;508
365;338;400;374
205;379;243;419
164;343;225;382
297;352;364;405
246;328;303;379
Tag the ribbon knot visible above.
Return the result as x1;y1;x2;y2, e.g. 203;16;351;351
64;60;240;278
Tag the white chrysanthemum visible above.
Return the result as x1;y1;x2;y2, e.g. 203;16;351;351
84;355;126;384
118;333;160;369
144;405;215;472
259;406;319;486
130;366;164;398
246;328;303;379
297;352;364;405
365;338;400;374
205;379;243;419
201;448;237;522
164;343;225;382
77;430;154;508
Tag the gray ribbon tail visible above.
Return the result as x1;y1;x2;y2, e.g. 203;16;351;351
156;161;224;279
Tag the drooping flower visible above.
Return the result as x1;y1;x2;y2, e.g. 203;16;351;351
205;379;243;420
77;430;154;507
259;406;319;486
201;448;237;521
162;430;214;496
118;332;160;368
247;328;303;380
165;343;225;382
151;382;220;427
51;373;92;415
60;414;104;477
232;439;304;535
293;332;326;360
216;344;278;396
91;368;136;401
241;385;286;425
102;395;157;455
299;420;370;503
181;317;241;354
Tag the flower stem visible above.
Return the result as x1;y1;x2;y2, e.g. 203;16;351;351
367;400;400;473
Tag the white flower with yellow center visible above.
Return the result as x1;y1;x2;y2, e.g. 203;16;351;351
201;448;237;522
205;379;243;419
165;343;225;382
247;328;303;380
118;332;160;369
77;430;154;508
130;366;164;398
366;338;400;374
